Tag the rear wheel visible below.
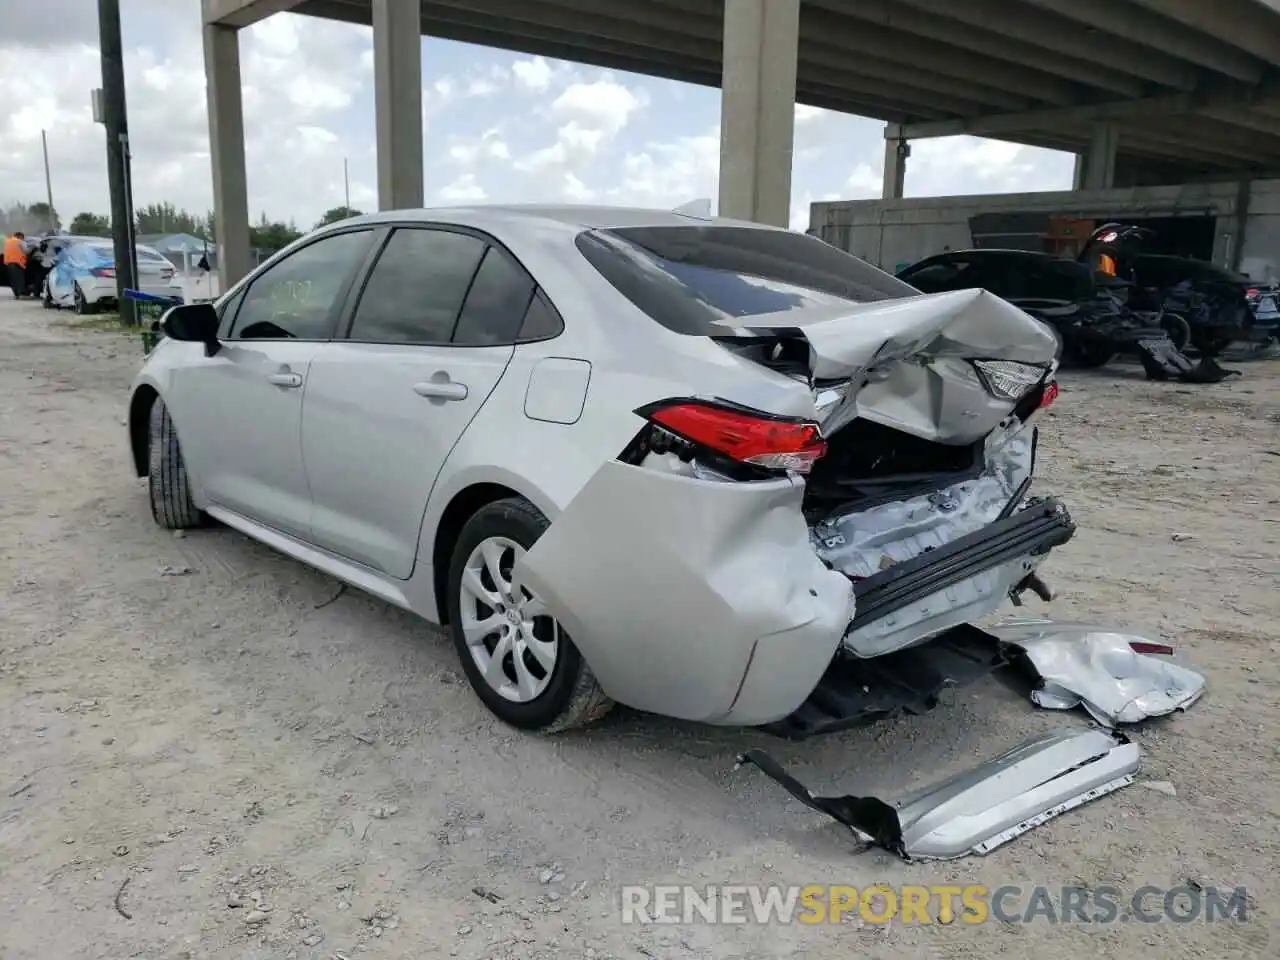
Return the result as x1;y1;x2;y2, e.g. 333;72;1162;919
73;283;97;316
1160;313;1191;352
148;398;204;529
446;497;612;732
1067;340;1116;368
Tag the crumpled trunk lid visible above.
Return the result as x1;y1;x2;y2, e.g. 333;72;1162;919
711;287;1060;444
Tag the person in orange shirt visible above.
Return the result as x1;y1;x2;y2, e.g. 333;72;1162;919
4;232;29;298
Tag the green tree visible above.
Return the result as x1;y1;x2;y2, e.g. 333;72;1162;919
249;212;302;255
27;202;60;232
135;202;209;237
69;212;112;236
316;205;363;229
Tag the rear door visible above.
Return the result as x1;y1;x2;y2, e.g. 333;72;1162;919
301;226;535;578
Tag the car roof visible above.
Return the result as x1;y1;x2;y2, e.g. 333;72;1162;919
334;203;791;235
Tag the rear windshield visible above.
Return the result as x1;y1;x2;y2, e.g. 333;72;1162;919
575;225;920;335
88;245;114;260
137;248;168;262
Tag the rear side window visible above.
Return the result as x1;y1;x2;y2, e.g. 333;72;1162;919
899;259;975;292
452;246;536;346
348;227;486;344
575;225;920;335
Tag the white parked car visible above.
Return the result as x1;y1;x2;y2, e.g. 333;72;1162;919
47;240;183;314
127;206;1070;735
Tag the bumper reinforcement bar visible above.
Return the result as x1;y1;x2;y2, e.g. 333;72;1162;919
848;496;1075;632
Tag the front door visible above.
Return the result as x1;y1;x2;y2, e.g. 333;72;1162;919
168;228;375;541
303;227;538;578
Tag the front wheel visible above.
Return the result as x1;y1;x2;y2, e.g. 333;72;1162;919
446;497;613;732
147;398;205;529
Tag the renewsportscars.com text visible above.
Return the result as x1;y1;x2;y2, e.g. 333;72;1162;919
620;883;1251;925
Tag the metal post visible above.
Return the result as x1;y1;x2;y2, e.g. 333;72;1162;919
97;0;138;324
344;157;351;209
41;131;56;232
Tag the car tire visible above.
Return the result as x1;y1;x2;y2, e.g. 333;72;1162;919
73;283;96;316
1160;313;1191;352
147;397;205;530
446;497;613;733
1066;341;1116;368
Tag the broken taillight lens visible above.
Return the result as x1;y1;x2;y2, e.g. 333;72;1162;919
642;400;827;474
1038;381;1060;409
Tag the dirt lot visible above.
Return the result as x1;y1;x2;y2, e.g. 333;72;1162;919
0;296;1276;960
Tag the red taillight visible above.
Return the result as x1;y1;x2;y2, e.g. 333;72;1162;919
1038;381;1060;409
1246;288;1258;297
91;266;115;278
1130;640;1174;656
645;400;827;474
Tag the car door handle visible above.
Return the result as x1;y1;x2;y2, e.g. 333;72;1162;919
413;380;469;401
266;372;303;388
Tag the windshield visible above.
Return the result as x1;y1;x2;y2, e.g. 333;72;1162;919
575;224;919;335
88;245;114;260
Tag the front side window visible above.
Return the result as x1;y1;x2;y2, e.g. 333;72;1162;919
347;228;487;344
231;230;372;340
575;225;920;335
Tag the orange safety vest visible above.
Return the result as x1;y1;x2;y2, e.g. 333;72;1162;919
3;236;27;268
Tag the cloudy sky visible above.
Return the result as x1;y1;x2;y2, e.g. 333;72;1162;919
1;0;1077;233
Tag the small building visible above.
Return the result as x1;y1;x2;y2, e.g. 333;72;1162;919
811;179;1280;281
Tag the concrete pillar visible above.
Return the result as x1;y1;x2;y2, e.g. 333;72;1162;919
1072;151;1088;190
717;0;799;227
203;23;251;290
882;127;909;200
1082;121;1118;190
372;0;424;210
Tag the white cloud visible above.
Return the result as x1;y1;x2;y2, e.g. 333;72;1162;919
511;55;553;92
437;172;487;202
550;79;646;138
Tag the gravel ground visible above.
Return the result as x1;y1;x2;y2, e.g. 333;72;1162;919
0;296;1276;960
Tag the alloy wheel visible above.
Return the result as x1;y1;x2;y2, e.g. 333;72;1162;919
458;535;560;703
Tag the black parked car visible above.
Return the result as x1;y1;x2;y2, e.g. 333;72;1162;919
895;248;1167;368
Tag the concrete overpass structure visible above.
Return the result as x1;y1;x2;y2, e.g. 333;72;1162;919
202;0;1280;287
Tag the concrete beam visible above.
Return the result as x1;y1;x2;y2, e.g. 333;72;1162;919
894;88;1280;139
1020;0;1265;83
806;0;1146;98
1130;0;1280;66
424;0;1021;113
718;0;799;226
203;23;251;290
901;0;1200;90
372;0;423;210
203;0;306;28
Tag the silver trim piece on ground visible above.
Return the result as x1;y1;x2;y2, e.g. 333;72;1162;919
739;727;1140;861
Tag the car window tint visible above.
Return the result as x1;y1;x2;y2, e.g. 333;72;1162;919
452;246;536;346
575;225;919;336
216;286;247;339
517;290;564;341
900;260;973;292
349;228;486;344
232;230;371;340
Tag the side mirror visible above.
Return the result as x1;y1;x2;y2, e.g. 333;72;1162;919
160;302;221;356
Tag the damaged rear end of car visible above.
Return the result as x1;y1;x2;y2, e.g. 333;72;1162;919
514;224;1074;734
